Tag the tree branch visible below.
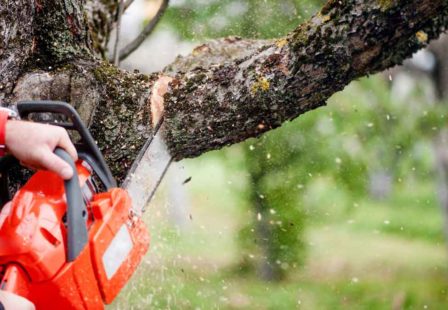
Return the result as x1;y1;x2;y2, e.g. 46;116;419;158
119;0;170;61
164;37;271;74
162;0;448;160
2;0;448;183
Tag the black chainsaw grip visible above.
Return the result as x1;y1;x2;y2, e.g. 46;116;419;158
54;148;88;262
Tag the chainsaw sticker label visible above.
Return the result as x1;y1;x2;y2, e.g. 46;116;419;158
102;224;133;279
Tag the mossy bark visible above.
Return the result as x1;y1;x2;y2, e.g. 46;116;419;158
163;0;448;160
0;0;447;182
10;60;157;183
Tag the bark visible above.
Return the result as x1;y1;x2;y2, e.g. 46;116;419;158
163;1;448;160
0;1;34;100
0;0;447;183
10;62;157;182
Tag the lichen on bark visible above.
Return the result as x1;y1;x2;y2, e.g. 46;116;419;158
88;61;159;182
32;0;92;66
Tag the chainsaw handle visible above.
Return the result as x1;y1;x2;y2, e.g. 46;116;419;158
17;101;116;189
54;148;88;262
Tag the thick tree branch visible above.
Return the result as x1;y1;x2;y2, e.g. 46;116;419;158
162;0;448;160
1;0;448;184
164;37;271;74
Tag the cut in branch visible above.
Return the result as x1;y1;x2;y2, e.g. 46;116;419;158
119;0;170;61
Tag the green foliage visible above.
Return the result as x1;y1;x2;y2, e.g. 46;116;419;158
238;141;307;279
235;73;447;278
113;175;448;309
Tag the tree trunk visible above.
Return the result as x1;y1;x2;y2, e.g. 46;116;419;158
247;163;280;282
429;36;448;245
392;34;448;248
0;0;447;185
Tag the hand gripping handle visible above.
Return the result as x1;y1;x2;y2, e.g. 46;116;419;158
54;148;88;262
17;100;117;189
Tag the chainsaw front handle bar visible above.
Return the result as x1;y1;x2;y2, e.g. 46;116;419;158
54;148;88;262
17;101;116;189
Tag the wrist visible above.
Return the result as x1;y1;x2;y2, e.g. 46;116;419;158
0;111;9;155
0;108;20;156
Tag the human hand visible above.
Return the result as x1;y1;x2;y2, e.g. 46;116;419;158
5;121;78;180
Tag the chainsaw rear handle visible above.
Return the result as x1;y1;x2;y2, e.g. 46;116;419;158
54;148;88;262
16;101;116;189
0;149;88;262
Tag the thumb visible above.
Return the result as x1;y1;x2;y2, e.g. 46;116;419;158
39;150;74;180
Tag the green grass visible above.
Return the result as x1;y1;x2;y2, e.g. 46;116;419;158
112;224;448;309
110;152;448;309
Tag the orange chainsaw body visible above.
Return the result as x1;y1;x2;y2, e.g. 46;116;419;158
0;161;150;309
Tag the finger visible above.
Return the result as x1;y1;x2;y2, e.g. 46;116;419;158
38;149;74;180
56;129;78;161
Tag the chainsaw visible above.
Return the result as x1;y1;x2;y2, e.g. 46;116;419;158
0;101;172;309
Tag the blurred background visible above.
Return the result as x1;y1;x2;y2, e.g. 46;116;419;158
111;0;448;308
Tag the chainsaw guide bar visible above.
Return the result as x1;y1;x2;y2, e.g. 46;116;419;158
122;116;173;214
